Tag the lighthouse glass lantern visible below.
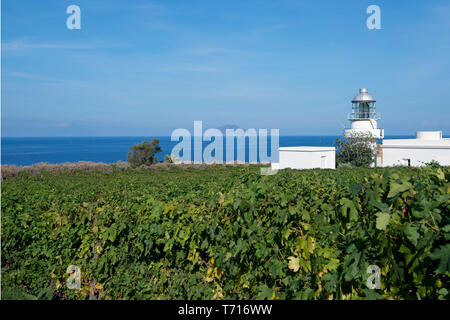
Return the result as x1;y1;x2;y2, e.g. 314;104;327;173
351;88;377;119
344;88;384;139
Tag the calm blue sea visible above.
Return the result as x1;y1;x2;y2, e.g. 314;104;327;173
1;136;414;166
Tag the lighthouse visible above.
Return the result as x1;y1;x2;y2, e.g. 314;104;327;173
271;86;450;171
344;88;384;139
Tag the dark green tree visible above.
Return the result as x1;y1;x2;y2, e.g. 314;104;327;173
335;132;377;167
127;138;162;168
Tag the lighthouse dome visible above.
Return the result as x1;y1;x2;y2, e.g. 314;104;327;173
351;88;376;103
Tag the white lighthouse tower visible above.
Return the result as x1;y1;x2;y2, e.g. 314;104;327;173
344;88;384;139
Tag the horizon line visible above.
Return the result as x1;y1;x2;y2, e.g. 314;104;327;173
1;134;429;139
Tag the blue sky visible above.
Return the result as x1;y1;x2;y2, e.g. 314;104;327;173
2;0;450;136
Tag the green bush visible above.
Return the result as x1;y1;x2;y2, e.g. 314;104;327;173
336;162;353;169
127;138;162;168
1;165;449;300
335;132;377;167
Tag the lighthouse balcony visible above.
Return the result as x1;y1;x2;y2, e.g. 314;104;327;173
347;112;380;120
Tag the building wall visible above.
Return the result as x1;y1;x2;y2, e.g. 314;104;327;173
344;119;384;139
382;147;450;166
273;149;336;170
344;128;384;139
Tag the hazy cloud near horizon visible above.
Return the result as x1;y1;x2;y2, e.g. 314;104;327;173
2;0;450;137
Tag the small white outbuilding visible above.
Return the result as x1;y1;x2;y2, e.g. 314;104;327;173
379;131;450;167
271;147;336;170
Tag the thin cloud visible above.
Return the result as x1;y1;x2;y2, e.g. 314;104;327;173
167;63;222;73
181;47;248;56
55;123;70;128
250;24;288;35
2;40;129;52
7;71;67;83
137;1;165;12
3;40;92;51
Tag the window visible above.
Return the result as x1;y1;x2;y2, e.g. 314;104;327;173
402;158;411;167
359;102;370;118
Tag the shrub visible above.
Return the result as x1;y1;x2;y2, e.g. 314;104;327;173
335;132;377;167
336;162;353;169
127;138;162;168
425;160;442;168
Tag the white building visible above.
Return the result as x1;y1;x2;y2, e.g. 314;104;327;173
271;87;448;170
379;131;450;167
271;147;335;170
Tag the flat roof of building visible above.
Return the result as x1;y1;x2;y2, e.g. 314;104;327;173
382;138;450;149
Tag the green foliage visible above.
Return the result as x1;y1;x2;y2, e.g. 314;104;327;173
1;165;449;300
425;160;442;169
1;279;52;300
164;154;174;164
337;162;353;169
1;280;38;300
335;132;377;167
127;138;162;168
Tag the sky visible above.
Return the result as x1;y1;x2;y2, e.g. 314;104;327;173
2;0;450;137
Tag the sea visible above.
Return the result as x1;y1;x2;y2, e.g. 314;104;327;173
1;136;416;166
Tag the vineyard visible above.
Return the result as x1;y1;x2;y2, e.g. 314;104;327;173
1;165;449;300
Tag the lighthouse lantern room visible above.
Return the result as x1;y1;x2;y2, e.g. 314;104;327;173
344;88;384;139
